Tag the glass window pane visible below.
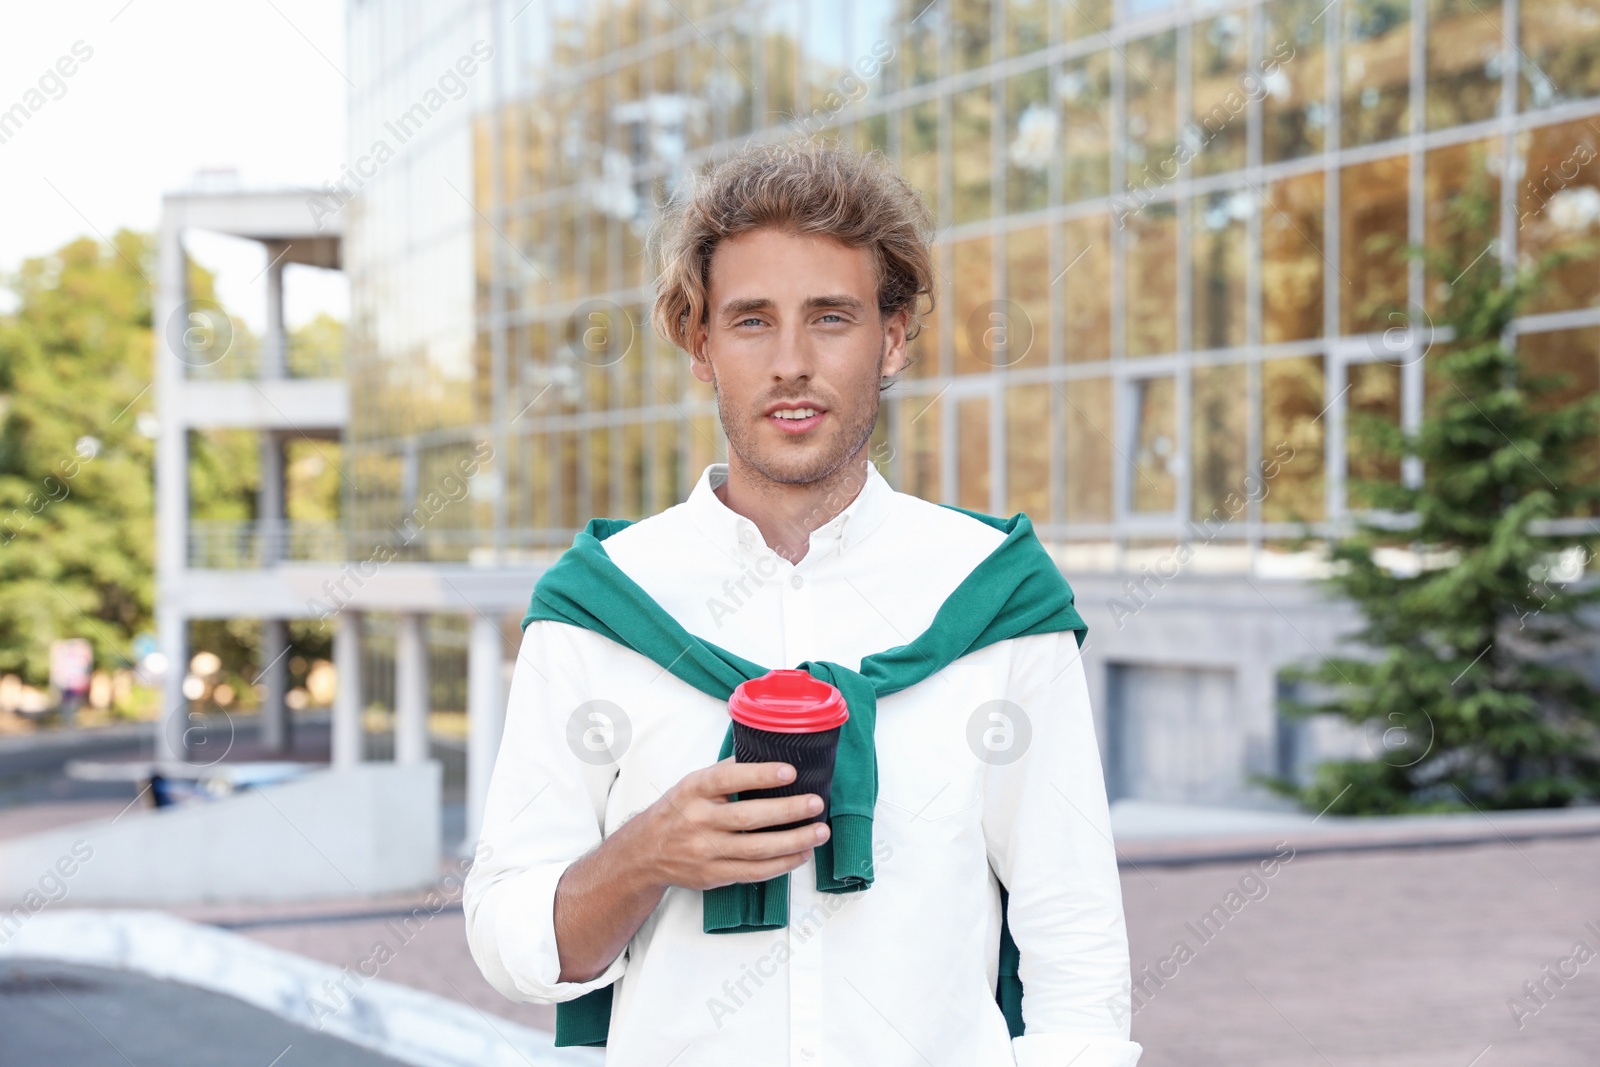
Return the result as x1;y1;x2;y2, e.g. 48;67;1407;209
531;432;552;531
1191;13;1251;177
1008;0;1049;57
1063;215;1112;362
1193;190;1251;351
586;207;610;297
558;429;580;528
1424;140;1501;317
1006;384;1051;516
1426;0;1502;128
764;1;801;125
1262;171;1326;343
1059;53;1113;201
652;420;680;512
901;394;944;501
685;40;715;152
1263;0;1327;163
1193;364;1249;521
622;422;645;518
850;0;898;99
856;112;891;155
801;1;850;120
953;236;996;375
903;0;943;87
953;0;992;72
1006;225;1050;369
589;427;614;518
1063;376;1113;522
1124;32;1179;194
1341;0;1412;147
958;395;991;510
1006;69;1052;213
1130;376;1178;513
1519;120;1600;315
1341;155;1410;335
1126;0;1179;20
1261;356;1325;522
901;100;942;224
1057;0;1112;44
1346;360;1402;509
1126;202;1179;356
952;84;994;224
1521;0;1600;109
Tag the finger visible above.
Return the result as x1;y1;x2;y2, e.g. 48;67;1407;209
707;794;823;832
697;760;796;796
713;820;830;861
718;851;816;886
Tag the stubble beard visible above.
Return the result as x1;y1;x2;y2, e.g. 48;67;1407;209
712;336;885;489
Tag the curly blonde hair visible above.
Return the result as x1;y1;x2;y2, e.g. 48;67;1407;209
648;140;935;381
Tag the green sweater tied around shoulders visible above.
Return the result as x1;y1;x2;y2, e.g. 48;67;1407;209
520;504;1087;1048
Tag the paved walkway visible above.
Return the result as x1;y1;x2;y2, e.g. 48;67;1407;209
1121;836;1600;1066
160;834;1600;1065
0;958;407;1066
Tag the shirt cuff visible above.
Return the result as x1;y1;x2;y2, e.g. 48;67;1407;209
493;860;628;1003
1012;1033;1144;1067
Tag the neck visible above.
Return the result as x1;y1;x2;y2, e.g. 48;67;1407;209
715;447;873;564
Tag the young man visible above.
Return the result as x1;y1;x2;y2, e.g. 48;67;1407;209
464;141;1141;1066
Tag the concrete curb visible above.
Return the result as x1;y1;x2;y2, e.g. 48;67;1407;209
0;909;601;1067
1116;805;1600;867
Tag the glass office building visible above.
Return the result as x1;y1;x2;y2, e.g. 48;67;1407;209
344;0;1600;801
346;0;1600;567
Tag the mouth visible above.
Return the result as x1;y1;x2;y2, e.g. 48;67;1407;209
765;405;828;435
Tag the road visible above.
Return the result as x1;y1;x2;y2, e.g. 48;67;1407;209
0;958;408;1066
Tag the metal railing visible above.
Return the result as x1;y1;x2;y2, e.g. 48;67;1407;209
187;520;349;569
182;338;344;382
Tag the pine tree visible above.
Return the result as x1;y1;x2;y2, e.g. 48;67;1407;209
1281;184;1600;814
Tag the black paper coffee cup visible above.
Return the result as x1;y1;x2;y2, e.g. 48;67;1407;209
728;669;849;832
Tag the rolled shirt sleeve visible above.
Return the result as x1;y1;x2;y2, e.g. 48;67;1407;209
983;629;1143;1067
464;621;628;1004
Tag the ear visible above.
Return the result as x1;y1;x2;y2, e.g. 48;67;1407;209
880;308;910;379
688;321;714;384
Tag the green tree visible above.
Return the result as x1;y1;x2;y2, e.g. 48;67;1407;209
1279;186;1600;814
0;232;156;680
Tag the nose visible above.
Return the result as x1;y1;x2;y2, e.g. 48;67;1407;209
770;318;816;384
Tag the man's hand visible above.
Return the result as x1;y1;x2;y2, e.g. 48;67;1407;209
633;758;830;890
553;758;830;983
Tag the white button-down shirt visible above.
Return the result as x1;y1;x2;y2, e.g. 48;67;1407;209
465;461;1142;1067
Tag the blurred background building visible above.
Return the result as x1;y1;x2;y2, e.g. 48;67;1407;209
159;0;1600;824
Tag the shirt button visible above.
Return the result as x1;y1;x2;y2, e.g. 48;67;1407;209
790;573;803;589
800;1049;815;1061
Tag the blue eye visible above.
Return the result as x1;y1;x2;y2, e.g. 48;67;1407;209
819;313;843;323
738;317;764;327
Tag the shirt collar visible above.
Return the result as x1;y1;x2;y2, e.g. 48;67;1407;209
687;461;893;561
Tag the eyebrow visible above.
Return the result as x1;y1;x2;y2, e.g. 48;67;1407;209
717;294;869;319
719;297;774;319
802;294;867;315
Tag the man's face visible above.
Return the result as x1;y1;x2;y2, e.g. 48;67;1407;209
690;227;908;487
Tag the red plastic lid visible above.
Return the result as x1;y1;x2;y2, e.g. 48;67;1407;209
728;669;849;733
